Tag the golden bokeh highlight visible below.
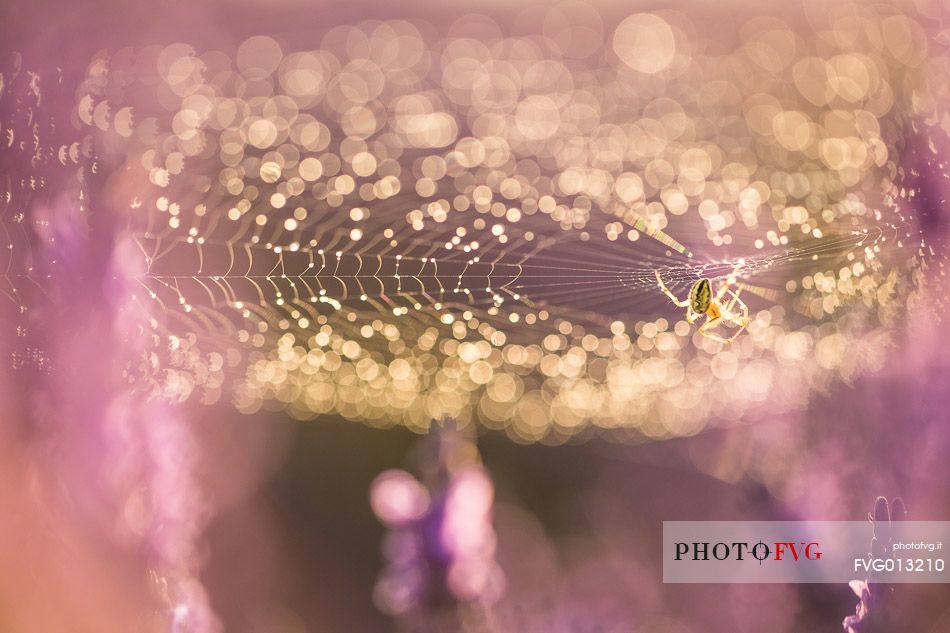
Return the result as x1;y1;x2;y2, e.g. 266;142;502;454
70;2;948;442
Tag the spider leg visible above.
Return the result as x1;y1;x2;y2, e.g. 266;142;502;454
724;289;751;326
715;277;736;301
700;318;747;344
723;286;744;312
697;316;731;343
714;321;748;343
715;260;747;301
714;293;751;343
655;270;690;308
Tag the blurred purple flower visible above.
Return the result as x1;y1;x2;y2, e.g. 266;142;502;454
370;425;504;624
843;496;906;633
0;55;223;632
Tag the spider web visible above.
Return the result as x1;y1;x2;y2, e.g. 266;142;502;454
6;6;947;439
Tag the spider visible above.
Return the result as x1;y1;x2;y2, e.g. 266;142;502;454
655;261;751;344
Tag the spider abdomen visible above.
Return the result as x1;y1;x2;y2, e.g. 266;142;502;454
689;278;712;313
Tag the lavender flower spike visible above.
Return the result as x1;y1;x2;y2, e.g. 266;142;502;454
843;496;906;633
370;424;504;629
